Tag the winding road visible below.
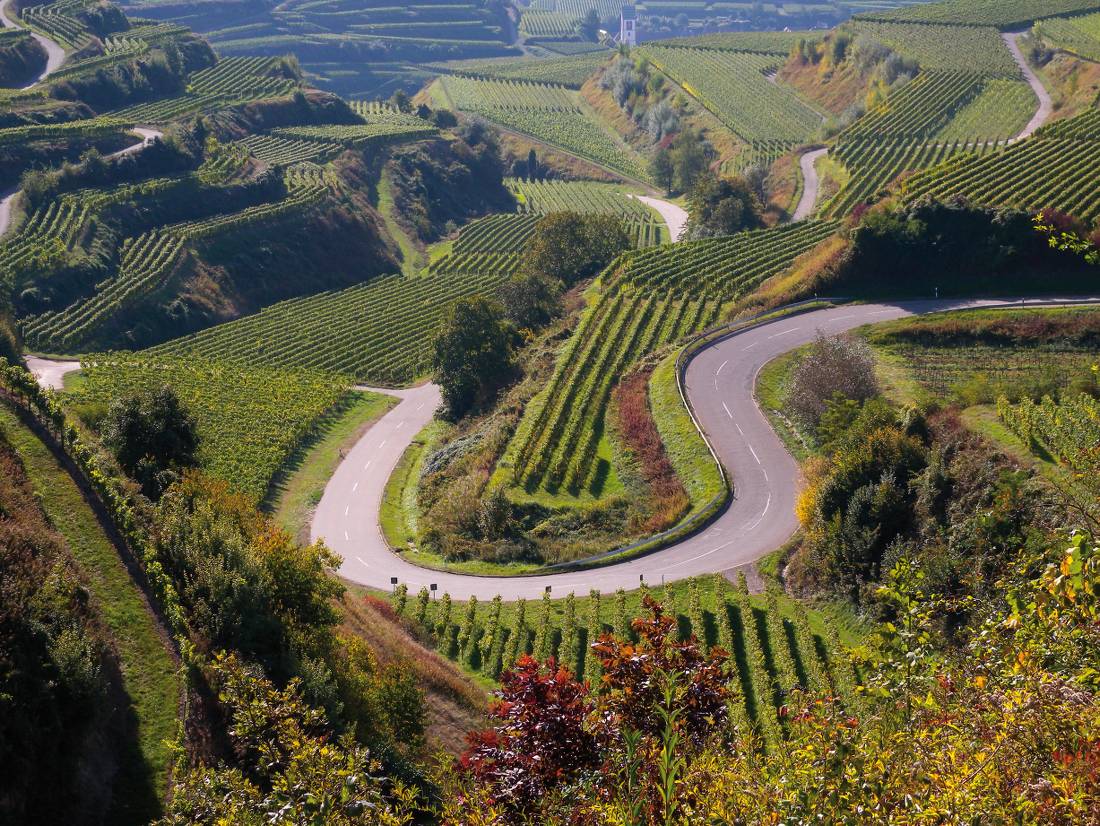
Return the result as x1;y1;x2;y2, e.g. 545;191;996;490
0;3;164;238
0;0;66;87
314;297;1099;600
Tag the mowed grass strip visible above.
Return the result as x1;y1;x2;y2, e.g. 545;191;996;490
0;403;181;821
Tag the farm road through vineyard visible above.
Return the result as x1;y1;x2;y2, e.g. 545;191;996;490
317;297;1100;599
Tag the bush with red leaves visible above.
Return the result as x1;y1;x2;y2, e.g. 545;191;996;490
460;656;599;817
459;598;733;821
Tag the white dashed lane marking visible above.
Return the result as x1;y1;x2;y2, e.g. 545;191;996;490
352;482;358;493
748;444;761;464
768;327;800;339
723;402;733;418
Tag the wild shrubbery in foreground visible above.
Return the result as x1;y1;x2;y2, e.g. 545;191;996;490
438;550;1100;824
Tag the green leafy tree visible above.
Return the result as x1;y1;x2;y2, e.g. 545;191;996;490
521;212;631;288
670;128;709;194
101;385;198;499
684;173;764;239
499;272;563;332
159;653;418;826
650;147;674;195
432;297;516;418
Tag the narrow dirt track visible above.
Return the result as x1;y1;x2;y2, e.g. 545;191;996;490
314;297;1100;600
1002;31;1054;141
633;194;688;241
792;148;827;221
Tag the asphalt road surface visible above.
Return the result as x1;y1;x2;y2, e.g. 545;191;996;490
316;297;1099;600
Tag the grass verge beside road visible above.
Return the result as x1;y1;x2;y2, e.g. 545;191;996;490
0;402;180;823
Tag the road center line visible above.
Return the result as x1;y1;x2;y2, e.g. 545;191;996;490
743;341;758;350
748;443;761;464
395;421;404;430
344;505;349;516
378;440;387;448
716;359;728;376
735;422;744;435
363;460;372;470
356;556;369;567
768;326;801;339
723;401;733;418
352;481;358;492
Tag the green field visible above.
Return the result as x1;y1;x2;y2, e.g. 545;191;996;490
433;74;648;179
70;355;352;503
856;0;1100;27
640;44;823;147
901;119;1100;221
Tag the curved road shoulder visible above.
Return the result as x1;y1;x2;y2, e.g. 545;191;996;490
315;297;1100;600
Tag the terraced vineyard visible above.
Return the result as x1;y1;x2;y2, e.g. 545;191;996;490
1037;12;1100;62
656;29;815;53
125;0;516;98
452;214;542;253
148;265;519;385
934;79;1037;141
0;117;132;146
640;45;823;147
394;574;862;749
857;0;1100;27
72;355;351;503
21;166;333;352
841;72;988;140
240;134;341;165
349;101;438;127
850;21;1020;76
107;57;300;124
426;52;608;88
501;286;721;495
617;220;841;300
901;130;1100;222
823;138;993;219
998;393;1100;486
21;0;92;49
510;179;666;246
272;122;437;147
434;75;647;180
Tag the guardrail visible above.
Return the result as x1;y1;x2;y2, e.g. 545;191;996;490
546;295;849;572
